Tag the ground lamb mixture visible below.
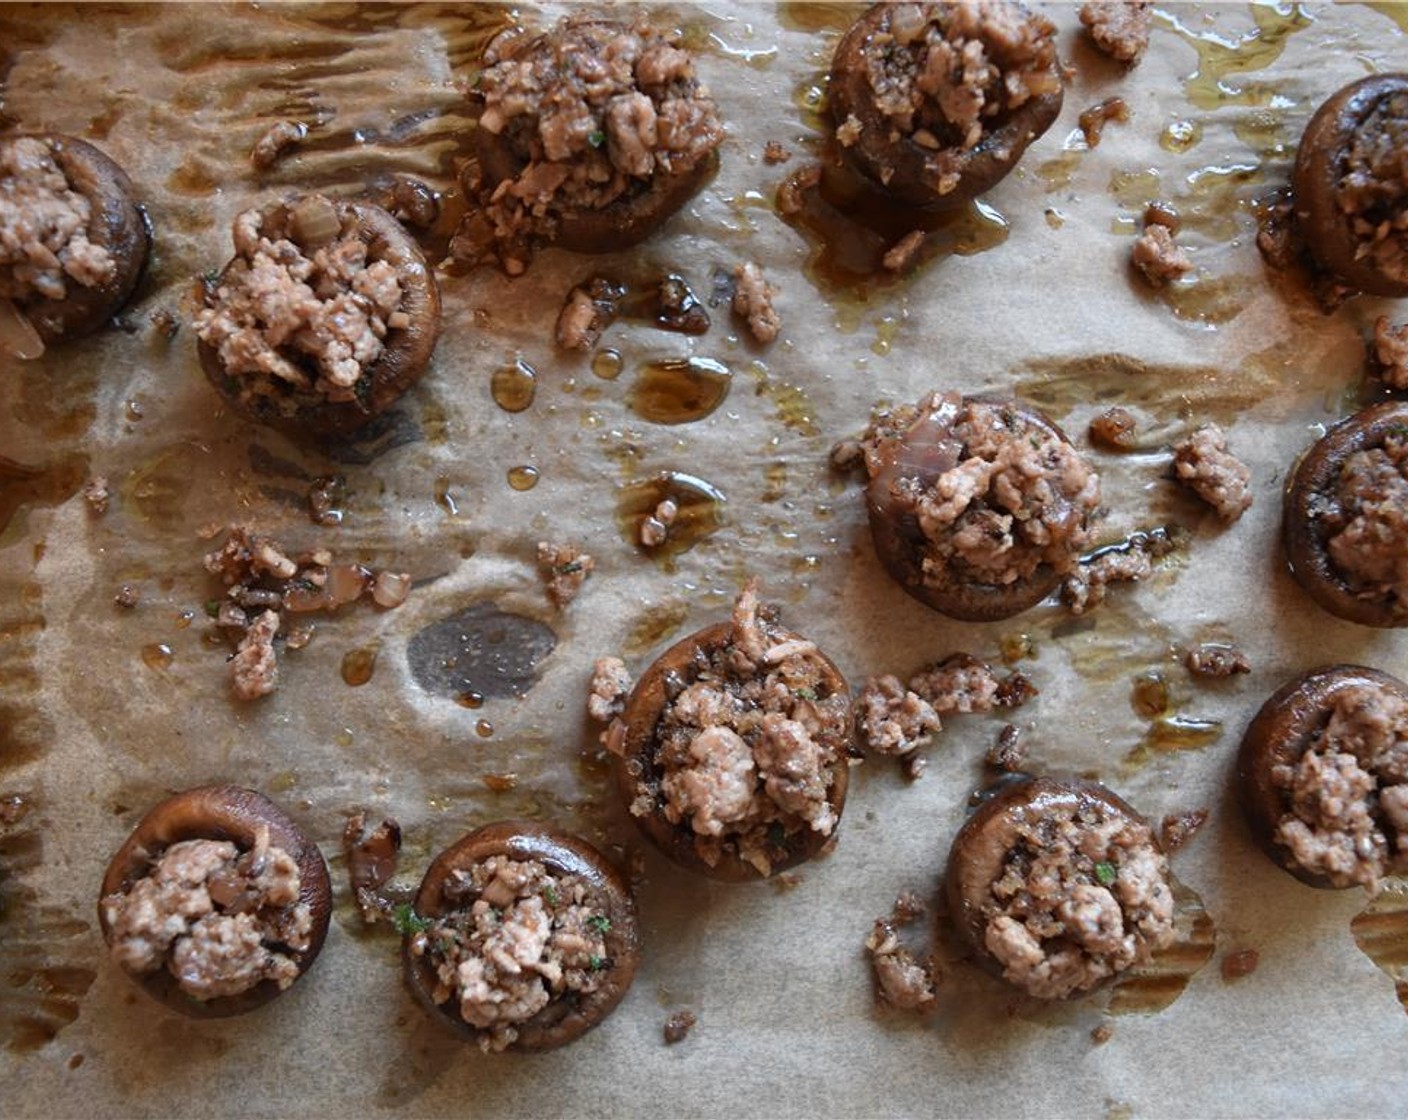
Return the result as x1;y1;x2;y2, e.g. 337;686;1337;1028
1061;527;1176;614
1337;89;1408;287
195;196;409;407
859;393;1101;599
1271;681;1408;889
536;541;595;608
1373;316;1408;389
407;856;611;1052
981;798;1175;999
1171;424;1252;522
455;17;724;272
866;890;937;1011
615;584;850;876
1078;2;1152;64
0;136;116;304
1321;429;1408;608
843;2;1060;197
102;829;312;1001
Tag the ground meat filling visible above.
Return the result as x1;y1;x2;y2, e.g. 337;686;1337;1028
981;800;1175;999
1337;90;1408;286
408;856;611;1053
1321;429;1408;608
0;136;116;303
101;829;312;1002
1271;682;1408;889
1171;424;1253;522
1374;316;1408;389
864;394;1101;597
1078;2;1152;64
458;18;724;270
844;2;1060;198
640;585;850;876
195;197;409;407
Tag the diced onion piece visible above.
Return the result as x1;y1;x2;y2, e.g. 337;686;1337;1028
0;299;45;361
290;195;342;247
372;570;411;608
326;563;370;607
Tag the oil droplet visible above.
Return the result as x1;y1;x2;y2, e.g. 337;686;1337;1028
341;646;378;687
1108;167;1162;210
627;357;732;425
434;476;461;517
763;461;788;503
124;399;144;422
871;315;900;357
1124;716;1223;769
1154;5;1313;111
507;465;540;491
174;610;195;631
1131;671;1170;719
141;643;173;670
456;690;485;709
749;363;819;436
490;359;537;413
592;348;624;381
475;719;494;739
1037;150;1083;192
1160;120;1202;153
1000;633;1035;664
615;472;726;566
1044;207;1065;230
335;728;355;747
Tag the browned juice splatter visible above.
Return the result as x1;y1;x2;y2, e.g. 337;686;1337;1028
1108;880;1216;1014
490;359;536;413
341;645;378;686
628;357;732;424
1352;881;1408;1016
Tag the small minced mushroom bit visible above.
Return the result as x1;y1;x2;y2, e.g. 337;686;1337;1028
855;392;1102;621
195;194;431;425
604;582;852;878
101;827;314;1002
407;855;615;1052
454;16;725;272
1243;669;1408;888
827;2;1063;208
949;778;1176;1000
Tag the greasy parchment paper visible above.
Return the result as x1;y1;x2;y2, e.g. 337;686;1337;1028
2;2;1407;1116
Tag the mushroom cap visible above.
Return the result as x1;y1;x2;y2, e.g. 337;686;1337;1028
198;197;440;436
1282;400;1408;628
610;620;852;881
1292;74;1408;297
403;820;640;1050
97;785;332;1018
8;133;151;343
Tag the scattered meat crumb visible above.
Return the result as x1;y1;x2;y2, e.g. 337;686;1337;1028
1220;948;1259;981
987;724;1025;772
249;120;307;171
148;308;179;340
1132;219;1192;287
1078;97;1130;148
1171;424;1252;522
882;229;926;273
1159;809;1209;854
556;277;625;351
587;656;632;723
1373;316;1408;390
732;261;780;344
865;892;937;1012
114;583;140;609
763;140;791;165
482;772;519;793
663;1010;698;1044
902;752;927;782
1062;528;1175;614
536;541;595;608
777;163;821;217
1186;643;1250;678
231;609;280;701
1079;2;1152;63
639;499;677;548
83;475;109;516
307;475;346;527
1091;1022;1115;1046
1089;407;1138;450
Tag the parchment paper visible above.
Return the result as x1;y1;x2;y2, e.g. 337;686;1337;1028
2;3;1407;1116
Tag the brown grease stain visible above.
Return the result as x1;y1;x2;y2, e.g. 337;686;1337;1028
0;455;89;538
1107;880;1216;1015
627;357;732;425
1153;5;1314;111
490;359;537;413
1352;882;1408;1016
749;363;820;437
624;601;691;657
341;645;378;686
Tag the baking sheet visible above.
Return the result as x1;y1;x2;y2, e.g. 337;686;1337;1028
2;2;1407;1116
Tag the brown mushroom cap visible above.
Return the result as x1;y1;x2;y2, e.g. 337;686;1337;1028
827;3;1063;209
403;820;640;1050
7;133;151;343
865;396;1085;621
1282;400;1408;628
610;620;852;882
1237;664;1408;889
197;197;440;436
1292;74;1408;297
945;775;1159;993
97;785;332;1018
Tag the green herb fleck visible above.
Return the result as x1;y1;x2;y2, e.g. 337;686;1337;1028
392;904;431;937
204;599;222;618
586;914;611;934
542;884;560;907
587;130;605;149
202;268;220;285
588;954;607;971
1094;861;1117;886
792;687;817;701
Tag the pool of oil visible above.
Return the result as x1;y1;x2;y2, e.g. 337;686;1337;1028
615;471;727;568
